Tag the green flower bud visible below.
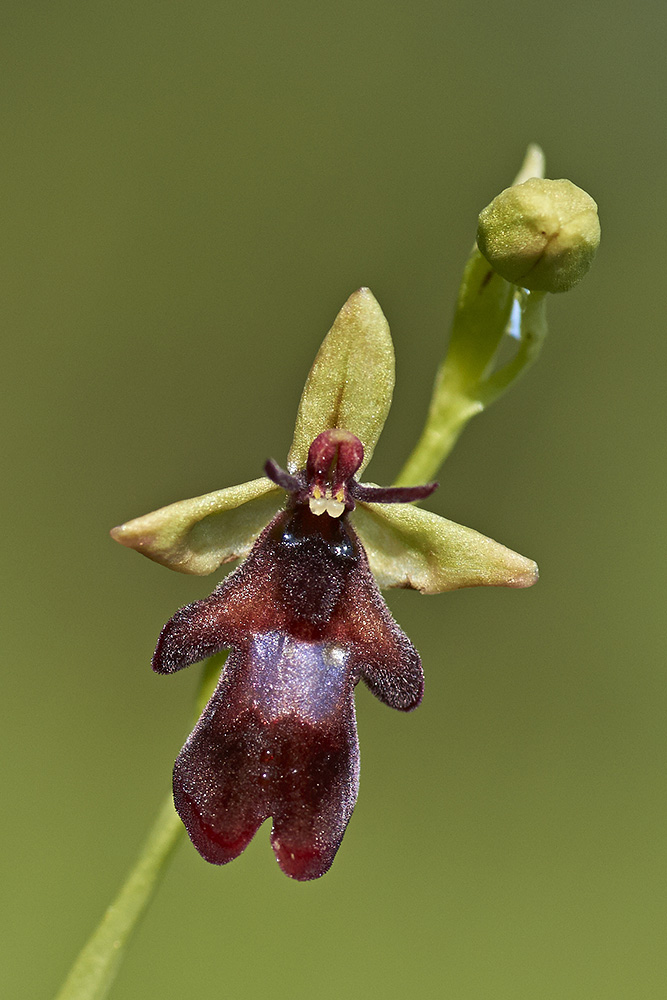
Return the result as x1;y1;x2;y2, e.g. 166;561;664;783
477;178;600;293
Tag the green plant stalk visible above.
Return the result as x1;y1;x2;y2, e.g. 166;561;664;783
394;387;484;487
54;794;183;1000
478;290;547;406
395;248;513;486
54;654;225;1000
396;272;547;486
395;267;547;487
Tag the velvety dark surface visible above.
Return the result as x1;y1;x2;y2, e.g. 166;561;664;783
155;504;422;878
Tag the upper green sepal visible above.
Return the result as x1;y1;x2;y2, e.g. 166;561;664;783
350;500;538;593
110;478;284;575
287;288;394;475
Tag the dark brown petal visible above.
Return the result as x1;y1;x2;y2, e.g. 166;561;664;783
152;596;236;674
263;459;303;494
349;481;439;505
330;528;424;711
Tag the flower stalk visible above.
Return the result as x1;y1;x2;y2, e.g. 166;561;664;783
54;656;224;1000
395;249;514;486
54;795;182;1000
394;262;549;487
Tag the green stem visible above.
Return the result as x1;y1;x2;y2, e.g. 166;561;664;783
54;795;184;1000
395;287;548;487
54;654;225;1000
394;390;483;486
477;291;547;406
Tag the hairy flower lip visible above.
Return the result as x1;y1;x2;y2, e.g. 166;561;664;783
154;501;423;879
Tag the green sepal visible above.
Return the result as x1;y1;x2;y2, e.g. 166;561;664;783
110;478;284;575
287;287;395;475
351;500;538;593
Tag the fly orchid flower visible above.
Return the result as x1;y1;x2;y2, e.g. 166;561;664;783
112;288;538;881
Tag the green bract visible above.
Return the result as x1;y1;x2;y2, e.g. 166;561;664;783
112;288;537;591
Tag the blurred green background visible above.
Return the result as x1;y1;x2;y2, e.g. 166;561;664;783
2;2;664;998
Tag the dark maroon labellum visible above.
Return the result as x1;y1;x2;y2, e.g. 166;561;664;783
153;431;436;879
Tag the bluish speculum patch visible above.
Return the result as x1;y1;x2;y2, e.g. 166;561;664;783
247;633;350;724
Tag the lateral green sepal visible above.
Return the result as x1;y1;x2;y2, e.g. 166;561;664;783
351;500;538;593
111;478;283;575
